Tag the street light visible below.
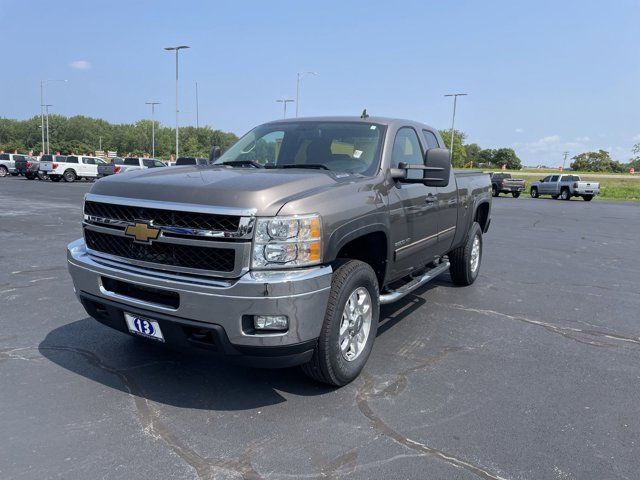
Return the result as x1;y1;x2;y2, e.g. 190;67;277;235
164;45;190;158
40;79;67;154
42;104;53;154
145;102;161;158
295;71;318;117
444;93;468;162
276;98;295;119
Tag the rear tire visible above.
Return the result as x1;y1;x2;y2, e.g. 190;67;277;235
63;169;77;183
492;185;499;197
50;175;61;182
0;166;8;177
583;195;593;202
561;188;571;200
37;172;48;181
449;222;483;287
530;187;538;198
512;192;520;198
302;260;379;387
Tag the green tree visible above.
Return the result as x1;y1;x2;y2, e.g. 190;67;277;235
570;150;625;172
439;129;467;167
492;148;522;170
465;143;482;166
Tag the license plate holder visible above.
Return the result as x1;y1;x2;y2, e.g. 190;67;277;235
124;313;165;342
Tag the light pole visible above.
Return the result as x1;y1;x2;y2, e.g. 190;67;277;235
145;102;160;158
444;93;468;162
43;104;53;154
40;79;67;154
195;81;199;129
276;98;295;119
164;45;190;158
295;71;318;117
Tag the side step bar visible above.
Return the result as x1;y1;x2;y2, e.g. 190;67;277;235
379;261;450;305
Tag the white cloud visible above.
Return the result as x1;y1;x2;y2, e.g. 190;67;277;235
70;60;91;70
632;133;640;142
575;136;590;142
515;128;524;133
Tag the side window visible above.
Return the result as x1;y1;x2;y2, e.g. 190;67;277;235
542;176;551;182
550;175;560;182
0;154;9;160
82;157;96;165
66;156;79;164
391;127;424;179
422;130;440;149
14;155;25;162
143;159;155;167
154;160;165;167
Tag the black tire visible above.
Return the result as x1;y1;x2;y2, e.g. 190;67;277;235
583;195;593;202
50;175;61;182
449;222;483;287
25;172;35;180
63;169;77;183
0;166;8;177
302;260;379;386
530;187;538;198
37;172;48;181
560;188;571;201
512;191;520;198
551;195;559;200
491;185;499;197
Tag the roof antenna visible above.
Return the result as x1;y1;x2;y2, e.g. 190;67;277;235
360;108;369;119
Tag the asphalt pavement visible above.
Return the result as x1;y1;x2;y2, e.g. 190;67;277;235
1;176;639;480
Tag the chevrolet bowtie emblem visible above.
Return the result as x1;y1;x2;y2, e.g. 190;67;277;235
125;222;160;243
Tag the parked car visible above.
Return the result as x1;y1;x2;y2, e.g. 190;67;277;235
46;155;107;182
530;174;600;201
14;155;45;180
98;157;166;177
0;153;25;177
67;116;491;386
39;154;67;181
489;172;526;197
174;156;212;166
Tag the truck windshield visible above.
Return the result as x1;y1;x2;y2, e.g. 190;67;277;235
216;121;385;176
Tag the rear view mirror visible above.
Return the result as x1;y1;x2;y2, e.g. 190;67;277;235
391;148;451;187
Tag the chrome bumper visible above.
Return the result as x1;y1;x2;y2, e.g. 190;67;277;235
67;239;332;347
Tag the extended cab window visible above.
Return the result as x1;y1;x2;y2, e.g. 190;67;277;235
550;175;560;182
82;157;96;165
0;154;9;160
66;156;79;164
392;127;424;180
143;159;155;167
422;130;440;149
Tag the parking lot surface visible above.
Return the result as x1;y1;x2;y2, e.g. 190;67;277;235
1;177;639;480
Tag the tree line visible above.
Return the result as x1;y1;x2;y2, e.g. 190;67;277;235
0;115;238;159
440;129;522;170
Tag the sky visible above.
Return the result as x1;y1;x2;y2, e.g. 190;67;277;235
1;0;639;166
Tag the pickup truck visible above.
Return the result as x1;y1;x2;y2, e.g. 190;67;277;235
0;153;24;177
174;156;213;166
14;155;44;180
98;157;166;177
489;172;526;198
67;116;492;386
45;155;107;182
530;174;600;201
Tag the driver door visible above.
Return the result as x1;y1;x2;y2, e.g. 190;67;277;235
388;127;440;278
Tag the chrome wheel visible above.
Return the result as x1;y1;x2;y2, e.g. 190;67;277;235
470;235;481;273
339;287;372;362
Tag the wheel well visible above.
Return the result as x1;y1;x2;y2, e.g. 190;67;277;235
335;231;387;287
475;202;490;232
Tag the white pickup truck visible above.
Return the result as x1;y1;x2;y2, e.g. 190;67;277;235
98;157;167;177
40;155;107;182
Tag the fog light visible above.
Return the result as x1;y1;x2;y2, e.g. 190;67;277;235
254;315;288;331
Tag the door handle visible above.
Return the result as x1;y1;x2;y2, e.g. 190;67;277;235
425;195;437;204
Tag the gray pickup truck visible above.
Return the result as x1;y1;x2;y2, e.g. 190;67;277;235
97;157;167;177
530;174;600;201
67;116;492;386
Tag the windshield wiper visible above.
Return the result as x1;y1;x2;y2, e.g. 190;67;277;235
220;160;264;168
277;164;330;171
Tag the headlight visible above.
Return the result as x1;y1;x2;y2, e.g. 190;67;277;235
252;214;322;269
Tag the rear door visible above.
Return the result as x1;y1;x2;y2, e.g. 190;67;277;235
388;127;440;277
82;157;97;177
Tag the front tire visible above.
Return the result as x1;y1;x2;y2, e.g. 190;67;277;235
0;166;8;177
492;185;499;197
302;260;379;386
512;191;521;198
530;187;539;198
63;169;77;183
561;188;571;200
449;222;483;286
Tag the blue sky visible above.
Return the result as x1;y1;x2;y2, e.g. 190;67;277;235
1;0;638;166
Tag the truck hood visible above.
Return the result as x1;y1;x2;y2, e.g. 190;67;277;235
89;166;357;216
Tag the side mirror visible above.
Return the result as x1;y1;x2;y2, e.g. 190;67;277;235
209;145;221;163
390;148;451;187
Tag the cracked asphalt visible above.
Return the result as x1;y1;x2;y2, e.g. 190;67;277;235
1;176;639;480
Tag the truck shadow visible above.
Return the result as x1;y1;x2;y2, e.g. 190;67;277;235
38;277;449;411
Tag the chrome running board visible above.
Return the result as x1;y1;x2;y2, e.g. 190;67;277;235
379;261;450;305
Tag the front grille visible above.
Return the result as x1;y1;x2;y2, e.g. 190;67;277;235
85;229;235;272
84;201;240;232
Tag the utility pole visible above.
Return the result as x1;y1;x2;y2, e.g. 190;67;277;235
295;71;318;117
276;98;295;119
195;81;199;129
43;104;53;154
164;45;190;158
145;102;161;158
444;93;468;162
562;151;570;170
40;79;67;154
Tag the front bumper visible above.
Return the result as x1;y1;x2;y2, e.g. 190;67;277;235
67;239;332;365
